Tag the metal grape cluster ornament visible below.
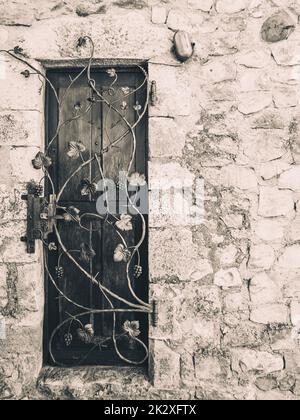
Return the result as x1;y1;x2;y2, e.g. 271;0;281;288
1;36;157;366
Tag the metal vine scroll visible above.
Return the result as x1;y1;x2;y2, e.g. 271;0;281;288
1;37;155;366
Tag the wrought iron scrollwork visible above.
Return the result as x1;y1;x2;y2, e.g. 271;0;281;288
2;36;157;366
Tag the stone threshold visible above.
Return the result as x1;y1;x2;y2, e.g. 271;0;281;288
37;366;151;400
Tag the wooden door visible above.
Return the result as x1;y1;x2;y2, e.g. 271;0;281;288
44;67;149;366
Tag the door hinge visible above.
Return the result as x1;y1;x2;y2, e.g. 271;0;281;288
21;182;57;254
150;80;158;106
152;300;159;327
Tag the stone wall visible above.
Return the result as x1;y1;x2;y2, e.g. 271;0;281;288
1;0;300;400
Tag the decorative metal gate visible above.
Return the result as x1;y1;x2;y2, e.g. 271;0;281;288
1;37;156;366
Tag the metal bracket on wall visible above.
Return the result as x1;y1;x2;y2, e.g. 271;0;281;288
152;300;159;327
21;182;56;254
150;81;158;106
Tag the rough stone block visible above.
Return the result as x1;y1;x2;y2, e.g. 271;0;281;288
221;15;247;32
222;214;244;229
0;265;7;309
231;349;284;375
236;49;271;68
272;41;300;66
7;146;41;185
0;221;41;264
238;91;272;115
0;55;43;111
0;185;27;222
151;5;167;24
273;86;298;109
188;0;213;11
238;68;269;92
278;245;300;269
250;303;289;325
258;187;294;217
286;215;300;242
17;263;44;313
200;60;237;84
223;321;266;347
284;350;300;374
223;288;249;313
279;166;300;191
242;130;286;163
249;272;281;306
257;160;291;182
217;244;238;267
0;0;35;26
0;324;42;357
253;219;285;242
149;65;191;117
214;268;242;289
0;111;42;147
261;11;295;43
250;110;285;130
249;245;275;270
149;118;185;158
216;0;250;14
150;340;180;389
220;165;257;190
167;9;204;32
195;355;225;381
149;228;204;281
291;301;300;327
181;317;221;349
180;354;196;388
148;161;202;228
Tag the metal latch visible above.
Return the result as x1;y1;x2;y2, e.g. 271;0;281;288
152;300;159;327
21;182;57;254
150;81;158;106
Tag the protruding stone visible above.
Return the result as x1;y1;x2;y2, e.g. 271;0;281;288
214;268;242;289
261;11;295;43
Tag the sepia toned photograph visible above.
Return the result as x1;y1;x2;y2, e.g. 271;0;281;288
0;0;300;404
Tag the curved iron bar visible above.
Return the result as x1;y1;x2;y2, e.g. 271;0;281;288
8;36;150;365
